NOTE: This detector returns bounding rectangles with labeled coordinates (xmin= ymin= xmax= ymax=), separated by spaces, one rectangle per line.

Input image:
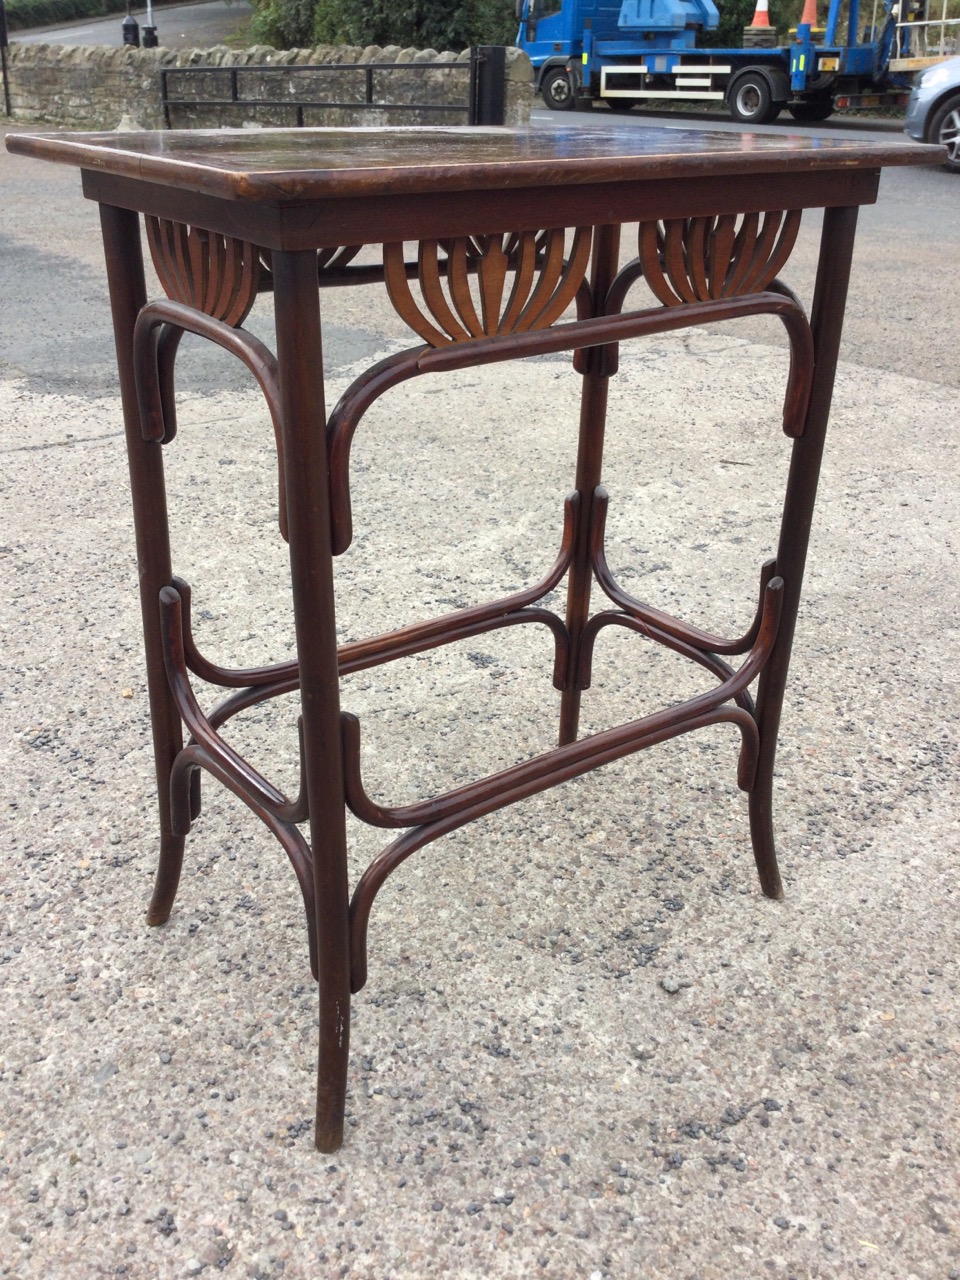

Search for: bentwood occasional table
xmin=6 ymin=124 xmax=939 ymax=1151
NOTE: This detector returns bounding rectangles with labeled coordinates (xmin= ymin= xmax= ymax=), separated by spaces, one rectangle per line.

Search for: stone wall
xmin=4 ymin=41 xmax=533 ymax=131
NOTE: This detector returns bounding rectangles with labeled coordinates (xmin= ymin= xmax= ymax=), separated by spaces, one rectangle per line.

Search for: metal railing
xmin=160 ymin=45 xmax=507 ymax=129
xmin=896 ymin=15 xmax=960 ymax=59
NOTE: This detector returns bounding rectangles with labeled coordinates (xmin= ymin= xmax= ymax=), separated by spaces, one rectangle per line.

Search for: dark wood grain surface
xmin=5 ymin=125 xmax=941 ymax=202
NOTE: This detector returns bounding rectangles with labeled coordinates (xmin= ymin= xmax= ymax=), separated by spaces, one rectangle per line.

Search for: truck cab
xmin=518 ymin=0 xmax=630 ymax=107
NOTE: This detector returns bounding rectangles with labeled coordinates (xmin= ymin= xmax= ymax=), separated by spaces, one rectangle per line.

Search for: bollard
xmin=122 ymin=3 xmax=140 ymax=47
xmin=141 ymin=0 xmax=158 ymax=47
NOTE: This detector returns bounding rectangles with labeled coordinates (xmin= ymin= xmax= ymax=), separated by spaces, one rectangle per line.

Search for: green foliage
xmin=248 ymin=0 xmax=315 ymax=48
xmin=703 ymin=0 xmax=798 ymax=47
xmin=312 ymin=0 xmax=516 ymax=51
xmin=246 ymin=0 xmax=516 ymax=52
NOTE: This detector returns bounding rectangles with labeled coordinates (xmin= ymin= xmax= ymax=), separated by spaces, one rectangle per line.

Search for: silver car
xmin=905 ymin=54 xmax=960 ymax=173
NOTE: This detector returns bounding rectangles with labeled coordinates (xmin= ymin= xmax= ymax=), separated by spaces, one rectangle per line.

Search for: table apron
xmin=82 ymin=167 xmax=881 ymax=250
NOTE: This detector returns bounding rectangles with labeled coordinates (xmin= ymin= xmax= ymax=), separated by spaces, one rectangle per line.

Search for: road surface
xmin=11 ymin=0 xmax=253 ymax=49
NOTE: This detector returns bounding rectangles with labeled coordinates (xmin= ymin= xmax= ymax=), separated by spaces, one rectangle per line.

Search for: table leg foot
xmin=748 ymin=783 xmax=785 ymax=900
xmin=146 ymin=831 xmax=186 ymax=925
xmin=314 ymin=990 xmax=350 ymax=1152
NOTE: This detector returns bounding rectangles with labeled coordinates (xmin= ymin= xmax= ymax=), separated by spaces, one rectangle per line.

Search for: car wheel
xmin=541 ymin=68 xmax=576 ymax=111
xmin=929 ymin=93 xmax=960 ymax=172
xmin=729 ymin=73 xmax=781 ymax=124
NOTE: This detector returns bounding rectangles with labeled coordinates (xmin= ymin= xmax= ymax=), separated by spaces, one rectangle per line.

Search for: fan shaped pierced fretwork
xmin=146 ymin=217 xmax=261 ymax=327
xmin=383 ymin=228 xmax=593 ymax=347
xmin=637 ymin=210 xmax=801 ymax=307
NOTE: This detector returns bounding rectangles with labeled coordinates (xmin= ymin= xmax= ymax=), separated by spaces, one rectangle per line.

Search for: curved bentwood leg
xmin=98 ymin=204 xmax=185 ymax=925
xmin=748 ymin=205 xmax=861 ymax=899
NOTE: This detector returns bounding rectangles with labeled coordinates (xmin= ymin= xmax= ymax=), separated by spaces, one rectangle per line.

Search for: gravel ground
xmin=1 ymin=131 xmax=958 ymax=1279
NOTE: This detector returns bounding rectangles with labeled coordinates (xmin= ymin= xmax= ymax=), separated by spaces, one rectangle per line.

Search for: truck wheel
xmin=728 ymin=73 xmax=781 ymax=125
xmin=606 ymin=98 xmax=639 ymax=112
xmin=928 ymin=93 xmax=960 ymax=172
xmin=541 ymin=68 xmax=576 ymax=112
xmin=788 ymin=99 xmax=833 ymax=122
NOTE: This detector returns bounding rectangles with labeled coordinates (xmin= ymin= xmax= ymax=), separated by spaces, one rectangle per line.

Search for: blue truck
xmin=515 ymin=0 xmax=950 ymax=123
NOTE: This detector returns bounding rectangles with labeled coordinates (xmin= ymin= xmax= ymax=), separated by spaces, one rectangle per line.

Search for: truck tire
xmin=928 ymin=93 xmax=960 ymax=172
xmin=728 ymin=72 xmax=782 ymax=125
xmin=788 ymin=99 xmax=833 ymax=122
xmin=541 ymin=68 xmax=576 ymax=111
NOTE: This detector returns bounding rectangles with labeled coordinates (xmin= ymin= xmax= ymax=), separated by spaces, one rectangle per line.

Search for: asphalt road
xmin=11 ymin=0 xmax=253 ymax=49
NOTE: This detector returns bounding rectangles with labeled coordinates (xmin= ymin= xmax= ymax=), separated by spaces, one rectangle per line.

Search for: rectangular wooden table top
xmin=6 ymin=124 xmax=942 ymax=202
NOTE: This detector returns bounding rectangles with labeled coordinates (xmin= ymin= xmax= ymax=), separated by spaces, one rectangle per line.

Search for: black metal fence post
xmin=0 ymin=0 xmax=11 ymax=118
xmin=160 ymin=69 xmax=171 ymax=127
xmin=469 ymin=45 xmax=507 ymax=126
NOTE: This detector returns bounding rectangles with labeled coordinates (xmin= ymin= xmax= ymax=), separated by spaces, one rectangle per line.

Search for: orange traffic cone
xmin=799 ymin=0 xmax=818 ymax=25
xmin=749 ymin=0 xmax=771 ymax=25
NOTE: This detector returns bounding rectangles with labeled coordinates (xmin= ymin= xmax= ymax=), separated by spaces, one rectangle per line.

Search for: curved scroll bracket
xmin=157 ymin=584 xmax=316 ymax=972
xmin=577 ymin=613 xmax=757 ymax=726
xmin=170 ymin=741 xmax=318 ymax=979
xmin=159 ymin=585 xmax=306 ymax=830
xmin=171 ymin=575 xmax=300 ymax=692
xmin=588 ymin=486 xmax=779 ymax=659
xmin=327 ymin=288 xmax=814 ymax=558
xmin=133 ymin=299 xmax=290 ymax=541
